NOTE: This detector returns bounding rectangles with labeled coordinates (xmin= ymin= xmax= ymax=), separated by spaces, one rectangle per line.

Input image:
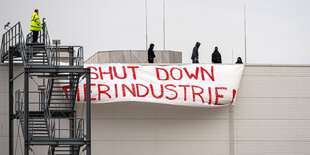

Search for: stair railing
xmin=0 ymin=22 xmax=27 ymax=67
xmin=76 ymin=118 xmax=85 ymax=139
xmin=76 ymin=46 xmax=84 ymax=67
xmin=25 ymin=19 xmax=53 ymax=66
xmin=43 ymin=95 xmax=55 ymax=139
xmin=15 ymin=90 xmax=26 ymax=137
xmin=42 ymin=85 xmax=55 ymax=139
xmin=46 ymin=78 xmax=54 ymax=107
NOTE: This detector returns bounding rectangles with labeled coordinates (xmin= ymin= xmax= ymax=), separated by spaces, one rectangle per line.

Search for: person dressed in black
xmin=148 ymin=43 xmax=155 ymax=63
xmin=191 ymin=42 xmax=200 ymax=63
xmin=211 ymin=46 xmax=222 ymax=63
xmin=236 ymin=57 xmax=243 ymax=64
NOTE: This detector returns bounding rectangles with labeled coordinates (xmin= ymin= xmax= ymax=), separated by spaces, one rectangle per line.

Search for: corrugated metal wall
xmin=76 ymin=65 xmax=310 ymax=155
xmin=235 ymin=66 xmax=310 ymax=155
xmin=1 ymin=65 xmax=310 ymax=155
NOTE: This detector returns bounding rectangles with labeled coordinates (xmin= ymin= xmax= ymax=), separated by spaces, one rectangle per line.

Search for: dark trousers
xmin=148 ymin=58 xmax=154 ymax=63
xmin=192 ymin=59 xmax=199 ymax=63
xmin=32 ymin=31 xmax=39 ymax=43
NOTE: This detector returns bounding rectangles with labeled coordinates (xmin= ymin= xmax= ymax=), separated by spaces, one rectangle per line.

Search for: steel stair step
xmin=29 ymin=119 xmax=45 ymax=121
xmin=50 ymin=98 xmax=71 ymax=100
xmin=29 ymin=123 xmax=47 ymax=126
xmin=54 ymin=82 xmax=71 ymax=84
xmin=52 ymin=94 xmax=75 ymax=96
xmin=29 ymin=129 xmax=49 ymax=132
xmin=49 ymin=107 xmax=73 ymax=109
xmin=27 ymin=58 xmax=48 ymax=61
xmin=27 ymin=61 xmax=48 ymax=63
xmin=53 ymin=86 xmax=74 ymax=88
xmin=52 ymin=90 xmax=71 ymax=92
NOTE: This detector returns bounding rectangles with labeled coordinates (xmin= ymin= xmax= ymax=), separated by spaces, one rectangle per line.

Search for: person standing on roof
xmin=236 ymin=57 xmax=243 ymax=64
xmin=191 ymin=42 xmax=200 ymax=63
xmin=148 ymin=43 xmax=155 ymax=63
xmin=30 ymin=9 xmax=42 ymax=43
xmin=212 ymin=46 xmax=222 ymax=63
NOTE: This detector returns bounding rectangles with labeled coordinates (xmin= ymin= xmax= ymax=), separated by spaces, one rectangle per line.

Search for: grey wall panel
xmin=235 ymin=98 xmax=310 ymax=120
xmin=98 ymin=52 xmax=110 ymax=63
xmin=85 ymin=50 xmax=182 ymax=64
xmin=92 ymin=141 xmax=228 ymax=155
xmin=235 ymin=65 xmax=310 ymax=155
xmin=0 ymin=115 xmax=8 ymax=137
xmin=235 ymin=142 xmax=310 ymax=155
xmin=0 ymin=71 xmax=9 ymax=93
xmin=76 ymin=103 xmax=229 ymax=120
xmin=238 ymin=76 xmax=310 ymax=98
xmin=235 ymin=120 xmax=310 ymax=141
xmin=110 ymin=51 xmax=125 ymax=63
xmin=1 ymin=64 xmax=310 ymax=154
xmin=243 ymin=66 xmax=310 ymax=77
xmin=131 ymin=50 xmax=148 ymax=63
xmin=0 ymin=117 xmax=23 ymax=137
xmin=0 ymin=93 xmax=8 ymax=115
xmin=0 ymin=137 xmax=9 ymax=155
xmin=92 ymin=119 xmax=228 ymax=141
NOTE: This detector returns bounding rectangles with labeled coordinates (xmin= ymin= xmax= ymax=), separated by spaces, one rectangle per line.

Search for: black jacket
xmin=191 ymin=42 xmax=200 ymax=60
xmin=148 ymin=48 xmax=155 ymax=59
xmin=212 ymin=50 xmax=222 ymax=63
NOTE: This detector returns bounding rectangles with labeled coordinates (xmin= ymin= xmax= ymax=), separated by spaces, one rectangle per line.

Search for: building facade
xmin=1 ymin=64 xmax=309 ymax=155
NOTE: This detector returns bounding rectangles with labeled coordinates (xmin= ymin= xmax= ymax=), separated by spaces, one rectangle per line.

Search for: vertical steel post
xmin=24 ymin=68 xmax=29 ymax=155
xmin=69 ymin=46 xmax=75 ymax=154
xmin=70 ymin=112 xmax=76 ymax=154
xmin=86 ymin=69 xmax=91 ymax=154
xmin=9 ymin=49 xmax=14 ymax=155
xmin=69 ymin=47 xmax=74 ymax=66
xmin=43 ymin=21 xmax=46 ymax=44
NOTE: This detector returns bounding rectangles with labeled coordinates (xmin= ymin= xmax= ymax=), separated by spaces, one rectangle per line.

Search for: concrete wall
xmin=1 ymin=64 xmax=310 ymax=155
xmin=85 ymin=50 xmax=182 ymax=64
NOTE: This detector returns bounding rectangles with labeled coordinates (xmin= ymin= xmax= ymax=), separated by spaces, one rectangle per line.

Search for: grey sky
xmin=0 ymin=0 xmax=309 ymax=64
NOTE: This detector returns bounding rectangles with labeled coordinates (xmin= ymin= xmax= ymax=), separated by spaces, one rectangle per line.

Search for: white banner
xmin=68 ymin=64 xmax=244 ymax=107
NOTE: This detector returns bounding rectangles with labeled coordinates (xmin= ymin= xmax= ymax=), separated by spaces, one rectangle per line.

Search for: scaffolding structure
xmin=1 ymin=21 xmax=91 ymax=155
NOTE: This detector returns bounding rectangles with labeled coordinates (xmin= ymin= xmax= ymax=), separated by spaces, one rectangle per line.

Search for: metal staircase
xmin=1 ymin=21 xmax=91 ymax=155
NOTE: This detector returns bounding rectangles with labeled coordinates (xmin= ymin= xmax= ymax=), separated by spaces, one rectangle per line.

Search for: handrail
xmin=0 ymin=22 xmax=27 ymax=67
xmin=76 ymin=118 xmax=85 ymax=139
xmin=25 ymin=21 xmax=51 ymax=46
xmin=76 ymin=46 xmax=84 ymax=66
xmin=15 ymin=90 xmax=25 ymax=137
xmin=49 ymin=46 xmax=84 ymax=67
xmin=43 ymin=91 xmax=55 ymax=138
xmin=25 ymin=20 xmax=52 ymax=66
xmin=15 ymin=90 xmax=56 ymax=138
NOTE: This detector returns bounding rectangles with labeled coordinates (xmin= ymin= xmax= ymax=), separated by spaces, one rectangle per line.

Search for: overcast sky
xmin=0 ymin=0 xmax=309 ymax=64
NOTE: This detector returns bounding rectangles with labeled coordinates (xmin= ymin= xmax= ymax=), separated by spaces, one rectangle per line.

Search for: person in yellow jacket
xmin=30 ymin=9 xmax=42 ymax=43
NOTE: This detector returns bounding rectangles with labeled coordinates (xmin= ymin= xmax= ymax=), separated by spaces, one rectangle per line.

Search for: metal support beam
xmin=86 ymin=68 xmax=91 ymax=154
xmin=42 ymin=21 xmax=46 ymax=44
xmin=69 ymin=46 xmax=74 ymax=66
xmin=9 ymin=49 xmax=14 ymax=155
xmin=69 ymin=46 xmax=75 ymax=154
xmin=29 ymin=67 xmax=87 ymax=74
xmin=24 ymin=68 xmax=29 ymax=155
xmin=70 ymin=112 xmax=76 ymax=154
